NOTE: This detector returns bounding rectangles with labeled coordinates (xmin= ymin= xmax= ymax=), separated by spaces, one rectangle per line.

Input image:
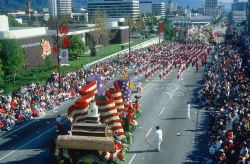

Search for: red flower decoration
xmin=62 ymin=37 xmax=71 ymax=48
xmin=117 ymin=151 xmax=124 ymax=160
xmin=53 ymin=44 xmax=58 ymax=54
xmin=59 ymin=24 xmax=69 ymax=35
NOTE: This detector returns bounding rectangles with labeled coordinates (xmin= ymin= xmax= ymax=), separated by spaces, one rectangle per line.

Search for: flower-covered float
xmin=52 ymin=73 xmax=142 ymax=163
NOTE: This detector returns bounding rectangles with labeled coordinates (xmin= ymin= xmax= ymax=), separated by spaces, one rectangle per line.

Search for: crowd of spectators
xmin=0 ymin=42 xmax=207 ymax=132
xmin=200 ymin=33 xmax=250 ymax=163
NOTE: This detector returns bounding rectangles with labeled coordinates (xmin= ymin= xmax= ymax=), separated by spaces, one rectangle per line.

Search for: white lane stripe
xmin=145 ymin=126 xmax=153 ymax=138
xmin=0 ymin=126 xmax=54 ymax=161
xmin=170 ymin=86 xmax=179 ymax=99
xmin=158 ymin=107 xmax=166 ymax=116
xmin=128 ymin=154 xmax=137 ymax=164
xmin=0 ymin=120 xmax=36 ymax=139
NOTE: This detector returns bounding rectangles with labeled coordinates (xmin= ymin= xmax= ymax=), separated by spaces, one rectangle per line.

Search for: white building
xmin=57 ymin=0 xmax=72 ymax=17
xmin=232 ymin=11 xmax=247 ymax=26
xmin=0 ymin=15 xmax=47 ymax=39
xmin=88 ymin=0 xmax=139 ymax=21
xmin=49 ymin=0 xmax=72 ymax=18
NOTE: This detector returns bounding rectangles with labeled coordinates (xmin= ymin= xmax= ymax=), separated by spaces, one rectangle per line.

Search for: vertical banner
xmin=159 ymin=22 xmax=165 ymax=33
xmin=59 ymin=49 xmax=69 ymax=65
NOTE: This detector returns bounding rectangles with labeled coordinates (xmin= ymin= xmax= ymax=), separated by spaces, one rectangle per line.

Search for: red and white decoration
xmin=96 ymin=91 xmax=125 ymax=139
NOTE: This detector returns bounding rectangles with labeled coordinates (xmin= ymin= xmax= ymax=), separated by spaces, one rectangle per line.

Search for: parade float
xmin=52 ymin=70 xmax=141 ymax=164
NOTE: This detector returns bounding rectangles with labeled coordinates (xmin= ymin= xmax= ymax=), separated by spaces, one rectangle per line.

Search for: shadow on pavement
xmin=128 ymin=149 xmax=156 ymax=154
xmin=183 ymin=66 xmax=210 ymax=163
xmin=161 ymin=117 xmax=187 ymax=120
xmin=0 ymin=117 xmax=57 ymax=164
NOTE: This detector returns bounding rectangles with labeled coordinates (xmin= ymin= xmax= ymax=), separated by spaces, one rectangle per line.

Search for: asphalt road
xmin=123 ymin=64 xmax=211 ymax=164
xmin=0 ymin=48 xmax=212 ymax=164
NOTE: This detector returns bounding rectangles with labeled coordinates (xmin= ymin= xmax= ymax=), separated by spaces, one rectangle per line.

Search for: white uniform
xmin=186 ymin=104 xmax=190 ymax=119
xmin=155 ymin=129 xmax=163 ymax=151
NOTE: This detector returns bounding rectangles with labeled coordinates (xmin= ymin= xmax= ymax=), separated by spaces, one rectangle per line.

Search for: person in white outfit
xmin=155 ymin=126 xmax=163 ymax=152
xmin=187 ymin=103 xmax=191 ymax=119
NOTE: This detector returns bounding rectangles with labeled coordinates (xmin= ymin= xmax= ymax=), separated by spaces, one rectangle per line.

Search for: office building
xmin=139 ymin=0 xmax=165 ymax=18
xmin=49 ymin=0 xmax=57 ymax=18
xmin=88 ymin=0 xmax=139 ymax=21
xmin=152 ymin=1 xmax=166 ymax=18
xmin=139 ymin=1 xmax=152 ymax=15
xmin=49 ymin=0 xmax=72 ymax=18
xmin=248 ymin=0 xmax=250 ymax=33
xmin=205 ymin=0 xmax=221 ymax=16
xmin=232 ymin=1 xmax=248 ymax=11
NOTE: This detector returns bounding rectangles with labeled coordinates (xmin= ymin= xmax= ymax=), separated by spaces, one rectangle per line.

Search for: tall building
xmin=139 ymin=0 xmax=165 ymax=18
xmin=139 ymin=1 xmax=152 ymax=15
xmin=152 ymin=1 xmax=165 ymax=18
xmin=88 ymin=0 xmax=139 ymax=21
xmin=248 ymin=0 xmax=250 ymax=34
xmin=49 ymin=0 xmax=72 ymax=18
xmin=205 ymin=0 xmax=218 ymax=8
xmin=205 ymin=0 xmax=221 ymax=16
xmin=57 ymin=0 xmax=72 ymax=17
xmin=49 ymin=0 xmax=57 ymax=18
xmin=232 ymin=1 xmax=248 ymax=11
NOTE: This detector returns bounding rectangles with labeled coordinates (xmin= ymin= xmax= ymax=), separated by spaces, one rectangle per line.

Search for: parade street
xmin=0 ymin=51 xmax=210 ymax=163
xmin=124 ymin=64 xmax=209 ymax=164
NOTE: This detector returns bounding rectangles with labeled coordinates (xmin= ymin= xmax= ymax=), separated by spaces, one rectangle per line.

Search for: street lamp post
xmin=56 ymin=22 xmax=61 ymax=88
xmin=128 ymin=19 xmax=131 ymax=56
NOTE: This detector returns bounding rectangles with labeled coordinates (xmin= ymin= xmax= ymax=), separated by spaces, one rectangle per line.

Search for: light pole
xmin=55 ymin=22 xmax=61 ymax=88
xmin=128 ymin=19 xmax=131 ymax=56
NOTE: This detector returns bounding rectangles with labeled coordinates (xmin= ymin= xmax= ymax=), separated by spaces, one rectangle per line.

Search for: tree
xmin=68 ymin=35 xmax=86 ymax=59
xmin=92 ymin=10 xmax=109 ymax=47
xmin=8 ymin=16 xmax=22 ymax=27
xmin=0 ymin=39 xmax=25 ymax=81
xmin=137 ymin=15 xmax=146 ymax=34
xmin=164 ymin=18 xmax=175 ymax=41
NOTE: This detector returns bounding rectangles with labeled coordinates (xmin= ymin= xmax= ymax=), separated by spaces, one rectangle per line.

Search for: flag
xmin=116 ymin=78 xmax=131 ymax=102
xmin=86 ymin=75 xmax=104 ymax=96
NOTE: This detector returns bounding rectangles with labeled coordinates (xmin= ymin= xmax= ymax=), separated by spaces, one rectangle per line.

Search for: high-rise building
xmin=232 ymin=1 xmax=248 ymax=11
xmin=57 ymin=0 xmax=72 ymax=17
xmin=49 ymin=0 xmax=57 ymax=18
xmin=139 ymin=0 xmax=165 ymax=18
xmin=205 ymin=0 xmax=218 ymax=8
xmin=49 ymin=0 xmax=72 ymax=18
xmin=139 ymin=1 xmax=152 ymax=15
xmin=248 ymin=0 xmax=250 ymax=34
xmin=88 ymin=0 xmax=139 ymax=21
xmin=152 ymin=1 xmax=165 ymax=18
xmin=205 ymin=0 xmax=221 ymax=16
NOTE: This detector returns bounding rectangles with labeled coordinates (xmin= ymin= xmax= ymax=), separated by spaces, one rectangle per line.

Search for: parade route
xmin=0 ymin=62 xmax=210 ymax=164
xmin=0 ymin=41 xmax=211 ymax=163
xmin=123 ymin=63 xmax=210 ymax=164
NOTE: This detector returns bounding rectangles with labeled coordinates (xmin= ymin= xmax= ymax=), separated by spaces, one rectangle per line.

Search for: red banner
xmin=159 ymin=22 xmax=164 ymax=33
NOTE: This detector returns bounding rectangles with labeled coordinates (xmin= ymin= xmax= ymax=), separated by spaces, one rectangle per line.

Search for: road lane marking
xmin=170 ymin=86 xmax=179 ymax=99
xmin=0 ymin=120 xmax=36 ymax=139
xmin=0 ymin=127 xmax=54 ymax=161
xmin=145 ymin=126 xmax=153 ymax=138
xmin=128 ymin=154 xmax=137 ymax=164
xmin=158 ymin=107 xmax=166 ymax=116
